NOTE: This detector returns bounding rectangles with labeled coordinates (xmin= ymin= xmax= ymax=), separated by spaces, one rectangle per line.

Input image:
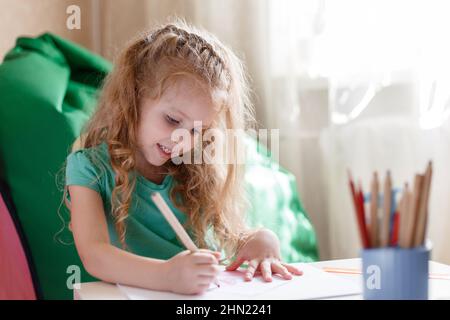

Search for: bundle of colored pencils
xmin=348 ymin=161 xmax=432 ymax=249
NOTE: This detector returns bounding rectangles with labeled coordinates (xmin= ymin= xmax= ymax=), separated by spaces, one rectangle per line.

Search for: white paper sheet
xmin=117 ymin=263 xmax=362 ymax=300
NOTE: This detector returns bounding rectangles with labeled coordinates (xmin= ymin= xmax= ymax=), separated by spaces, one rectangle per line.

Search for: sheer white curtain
xmin=94 ymin=0 xmax=450 ymax=262
xmin=316 ymin=0 xmax=450 ymax=263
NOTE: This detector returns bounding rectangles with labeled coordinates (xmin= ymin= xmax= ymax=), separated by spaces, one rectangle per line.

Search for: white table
xmin=73 ymin=258 xmax=450 ymax=300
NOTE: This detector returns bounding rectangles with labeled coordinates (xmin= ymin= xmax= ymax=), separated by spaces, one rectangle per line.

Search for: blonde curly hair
xmin=65 ymin=20 xmax=255 ymax=257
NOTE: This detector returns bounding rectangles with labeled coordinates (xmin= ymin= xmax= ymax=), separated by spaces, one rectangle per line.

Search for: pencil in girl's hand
xmin=150 ymin=192 xmax=220 ymax=288
xmin=151 ymin=192 xmax=197 ymax=250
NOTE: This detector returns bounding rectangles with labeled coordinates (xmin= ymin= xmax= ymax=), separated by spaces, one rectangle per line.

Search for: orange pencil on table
xmin=322 ymin=267 xmax=450 ymax=280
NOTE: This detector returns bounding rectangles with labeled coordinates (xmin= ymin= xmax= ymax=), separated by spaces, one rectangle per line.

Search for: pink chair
xmin=0 ymin=193 xmax=36 ymax=299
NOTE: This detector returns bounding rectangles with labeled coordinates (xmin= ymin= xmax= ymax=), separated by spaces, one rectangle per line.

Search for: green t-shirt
xmin=65 ymin=142 xmax=200 ymax=260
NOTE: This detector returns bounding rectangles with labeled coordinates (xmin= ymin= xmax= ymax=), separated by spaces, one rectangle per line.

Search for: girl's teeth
xmin=159 ymin=144 xmax=171 ymax=154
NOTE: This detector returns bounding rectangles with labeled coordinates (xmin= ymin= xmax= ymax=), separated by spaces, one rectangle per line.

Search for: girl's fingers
xmin=178 ymin=250 xmax=192 ymax=257
xmin=197 ymin=264 xmax=220 ymax=277
xmin=196 ymin=284 xmax=210 ymax=293
xmin=197 ymin=249 xmax=222 ymax=260
xmin=197 ymin=275 xmax=216 ymax=286
xmin=244 ymin=259 xmax=259 ymax=282
xmin=212 ymin=251 xmax=222 ymax=259
xmin=271 ymin=261 xmax=293 ymax=280
xmin=282 ymin=263 xmax=303 ymax=276
xmin=225 ymin=256 xmax=245 ymax=271
xmin=261 ymin=260 xmax=273 ymax=282
xmin=192 ymin=252 xmax=219 ymax=265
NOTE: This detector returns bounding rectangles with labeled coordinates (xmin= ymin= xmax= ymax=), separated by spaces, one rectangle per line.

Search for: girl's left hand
xmin=225 ymin=229 xmax=303 ymax=282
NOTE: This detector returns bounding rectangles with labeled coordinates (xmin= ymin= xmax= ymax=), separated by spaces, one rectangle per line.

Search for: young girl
xmin=65 ymin=21 xmax=302 ymax=295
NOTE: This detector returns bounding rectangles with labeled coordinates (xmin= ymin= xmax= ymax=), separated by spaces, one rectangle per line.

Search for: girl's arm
xmin=68 ymin=185 xmax=169 ymax=291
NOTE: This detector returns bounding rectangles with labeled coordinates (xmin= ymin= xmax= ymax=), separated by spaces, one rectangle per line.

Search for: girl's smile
xmin=156 ymin=142 xmax=172 ymax=158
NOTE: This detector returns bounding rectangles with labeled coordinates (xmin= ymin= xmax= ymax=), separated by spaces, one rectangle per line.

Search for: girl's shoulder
xmin=65 ymin=142 xmax=112 ymax=192
xmin=67 ymin=142 xmax=110 ymax=170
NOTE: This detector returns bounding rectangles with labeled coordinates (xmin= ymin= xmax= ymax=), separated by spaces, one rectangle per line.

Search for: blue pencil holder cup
xmin=361 ymin=244 xmax=431 ymax=300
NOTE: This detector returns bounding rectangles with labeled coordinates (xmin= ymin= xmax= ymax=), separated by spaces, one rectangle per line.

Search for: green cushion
xmin=0 ymin=33 xmax=111 ymax=299
xmin=0 ymin=33 xmax=317 ymax=299
xmin=244 ymin=136 xmax=318 ymax=262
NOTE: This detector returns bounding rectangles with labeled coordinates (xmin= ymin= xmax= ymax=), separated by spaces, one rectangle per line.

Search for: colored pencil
xmin=322 ymin=267 xmax=450 ymax=280
xmin=357 ymin=182 xmax=371 ymax=248
xmin=369 ymin=172 xmax=379 ymax=247
xmin=390 ymin=211 xmax=399 ymax=246
xmin=348 ymin=171 xmax=369 ymax=248
xmin=414 ymin=162 xmax=433 ymax=247
xmin=380 ymin=171 xmax=392 ymax=247
xmin=151 ymin=192 xmax=220 ymax=287
xmin=349 ymin=161 xmax=433 ymax=250
xmin=405 ymin=174 xmax=424 ymax=248
xmin=398 ymin=183 xmax=410 ymax=248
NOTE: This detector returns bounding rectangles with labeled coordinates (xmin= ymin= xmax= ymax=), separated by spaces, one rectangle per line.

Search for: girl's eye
xmin=166 ymin=115 xmax=180 ymax=125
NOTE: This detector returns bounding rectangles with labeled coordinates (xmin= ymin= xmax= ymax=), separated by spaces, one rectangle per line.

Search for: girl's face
xmin=136 ymin=76 xmax=218 ymax=168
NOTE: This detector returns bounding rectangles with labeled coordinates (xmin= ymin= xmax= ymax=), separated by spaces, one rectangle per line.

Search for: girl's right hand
xmin=164 ymin=249 xmax=222 ymax=295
